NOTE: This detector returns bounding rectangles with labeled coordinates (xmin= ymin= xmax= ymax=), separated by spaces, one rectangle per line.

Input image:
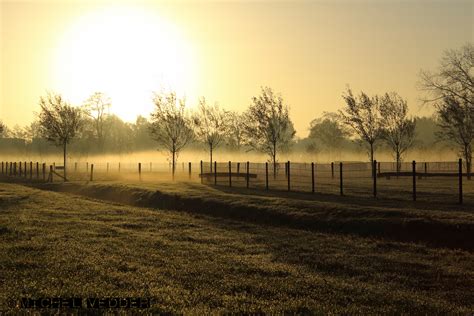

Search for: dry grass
xmin=0 ymin=182 xmax=473 ymax=314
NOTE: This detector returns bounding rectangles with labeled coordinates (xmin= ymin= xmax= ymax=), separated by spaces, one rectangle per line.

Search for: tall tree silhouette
xmin=379 ymin=92 xmax=416 ymax=173
xmin=243 ymin=87 xmax=295 ymax=177
xmin=38 ymin=93 xmax=83 ymax=181
xmin=420 ymin=43 xmax=474 ymax=177
xmin=192 ymin=97 xmax=229 ymax=172
xmin=340 ymin=88 xmax=383 ymax=176
xmin=149 ymin=91 xmax=194 ymax=178
xmin=437 ymin=95 xmax=473 ymax=178
xmin=83 ymin=92 xmax=111 ymax=151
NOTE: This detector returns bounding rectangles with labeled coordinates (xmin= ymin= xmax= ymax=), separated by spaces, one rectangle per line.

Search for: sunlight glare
xmin=52 ymin=5 xmax=197 ymax=121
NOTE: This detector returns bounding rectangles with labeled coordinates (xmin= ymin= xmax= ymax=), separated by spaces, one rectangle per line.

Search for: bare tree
xmin=149 ymin=91 xmax=194 ymax=178
xmin=243 ymin=87 xmax=295 ymax=176
xmin=83 ymin=92 xmax=111 ymax=150
xmin=420 ymin=43 xmax=473 ymax=105
xmin=38 ymin=93 xmax=83 ymax=181
xmin=379 ymin=92 xmax=416 ymax=173
xmin=340 ymin=88 xmax=383 ymax=176
xmin=420 ymin=43 xmax=474 ymax=177
xmin=192 ymin=97 xmax=229 ymax=172
xmin=437 ymin=94 xmax=473 ymax=178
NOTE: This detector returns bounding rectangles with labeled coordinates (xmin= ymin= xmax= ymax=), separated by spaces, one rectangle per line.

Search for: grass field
xmin=1 ymin=180 xmax=473 ymax=314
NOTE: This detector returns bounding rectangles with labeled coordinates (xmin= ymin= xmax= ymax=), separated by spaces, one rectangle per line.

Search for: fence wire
xmin=1 ymin=160 xmax=472 ymax=205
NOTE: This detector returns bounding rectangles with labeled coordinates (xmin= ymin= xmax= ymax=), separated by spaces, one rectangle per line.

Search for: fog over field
xmin=1 ymin=0 xmax=473 ymax=314
xmin=0 ymin=148 xmax=461 ymax=166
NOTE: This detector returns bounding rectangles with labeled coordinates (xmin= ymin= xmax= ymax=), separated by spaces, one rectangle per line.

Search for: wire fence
xmin=1 ymin=159 xmax=472 ymax=205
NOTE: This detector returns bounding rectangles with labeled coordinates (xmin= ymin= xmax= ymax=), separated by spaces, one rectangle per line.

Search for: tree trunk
xmin=63 ymin=142 xmax=67 ymax=182
xmin=465 ymin=143 xmax=472 ymax=180
xmin=370 ymin=142 xmax=375 ymax=178
xmin=272 ymin=142 xmax=277 ymax=179
xmin=210 ymin=144 xmax=213 ymax=173
xmin=172 ymin=149 xmax=176 ymax=181
xmin=396 ymin=148 xmax=401 ymax=175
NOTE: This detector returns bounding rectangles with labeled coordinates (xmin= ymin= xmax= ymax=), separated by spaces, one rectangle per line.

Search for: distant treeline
xmin=0 ymin=42 xmax=471 ymax=174
xmin=0 ymin=113 xmax=453 ymax=158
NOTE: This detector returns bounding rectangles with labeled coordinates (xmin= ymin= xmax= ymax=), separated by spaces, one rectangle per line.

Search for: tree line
xmin=0 ymin=43 xmax=472 ymax=177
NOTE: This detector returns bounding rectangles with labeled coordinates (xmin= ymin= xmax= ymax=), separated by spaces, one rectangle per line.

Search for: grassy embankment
xmin=0 ymin=181 xmax=473 ymax=313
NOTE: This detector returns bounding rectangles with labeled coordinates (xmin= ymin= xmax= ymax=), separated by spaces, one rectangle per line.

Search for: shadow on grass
xmin=13 ymin=179 xmax=472 ymax=252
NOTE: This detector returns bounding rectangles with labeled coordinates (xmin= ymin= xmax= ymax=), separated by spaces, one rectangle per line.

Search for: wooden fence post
xmin=412 ymin=160 xmax=416 ymax=201
xmin=237 ymin=162 xmax=240 ymax=174
xmin=36 ymin=162 xmax=39 ymax=179
xmin=90 ymin=164 xmax=94 ymax=181
xmin=246 ymin=161 xmax=250 ymax=188
xmin=50 ymin=165 xmax=53 ymax=183
xmin=339 ymin=162 xmax=343 ymax=196
xmin=228 ymin=161 xmax=232 ymax=187
xmin=86 ymin=162 xmax=89 ymax=172
xmin=311 ymin=162 xmax=315 ymax=193
xmin=214 ymin=161 xmax=217 ymax=185
xmin=287 ymin=161 xmax=291 ymax=191
xmin=331 ymin=162 xmax=334 ymax=179
xmin=75 ymin=162 xmax=77 ymax=172
xmin=1 ymin=161 xmax=3 ymax=174
xmin=19 ymin=161 xmax=22 ymax=176
xmin=265 ymin=162 xmax=269 ymax=190
xmin=138 ymin=163 xmax=142 ymax=181
xmin=30 ymin=162 xmax=33 ymax=179
xmin=188 ymin=162 xmax=192 ymax=180
xmin=24 ymin=162 xmax=27 ymax=178
xmin=373 ymin=160 xmax=377 ymax=198
xmin=200 ymin=160 xmax=203 ymax=184
xmin=459 ymin=158 xmax=463 ymax=204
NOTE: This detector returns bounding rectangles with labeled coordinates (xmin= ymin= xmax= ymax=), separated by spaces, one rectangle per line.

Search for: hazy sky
xmin=1 ymin=0 xmax=473 ymax=137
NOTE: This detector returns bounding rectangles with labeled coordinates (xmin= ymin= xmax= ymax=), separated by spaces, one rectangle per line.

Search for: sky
xmin=1 ymin=0 xmax=473 ymax=137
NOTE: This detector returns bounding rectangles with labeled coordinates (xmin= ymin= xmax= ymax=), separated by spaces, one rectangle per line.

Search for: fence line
xmin=0 ymin=159 xmax=471 ymax=205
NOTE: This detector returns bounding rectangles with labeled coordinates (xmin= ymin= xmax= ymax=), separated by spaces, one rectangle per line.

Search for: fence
xmin=0 ymin=159 xmax=472 ymax=205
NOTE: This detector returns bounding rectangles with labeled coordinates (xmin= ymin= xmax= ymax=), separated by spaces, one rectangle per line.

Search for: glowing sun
xmin=52 ymin=5 xmax=197 ymax=121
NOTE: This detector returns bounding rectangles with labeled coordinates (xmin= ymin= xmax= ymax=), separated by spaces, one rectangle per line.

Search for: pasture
xmin=0 ymin=179 xmax=473 ymax=313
